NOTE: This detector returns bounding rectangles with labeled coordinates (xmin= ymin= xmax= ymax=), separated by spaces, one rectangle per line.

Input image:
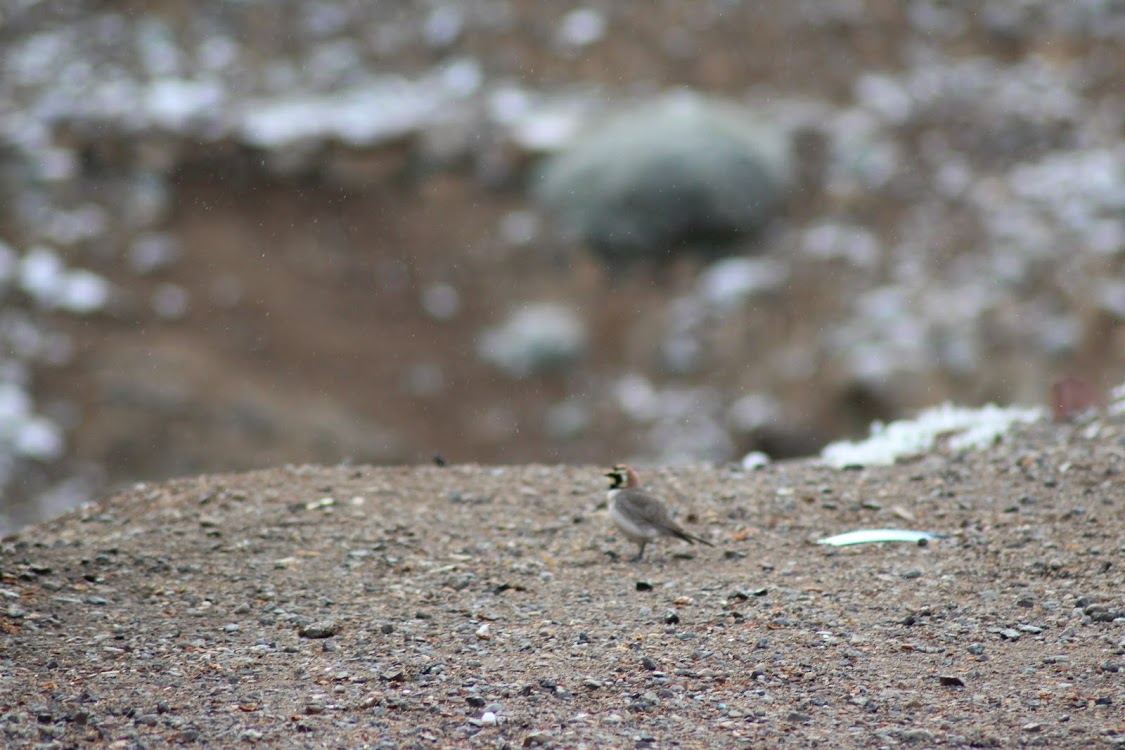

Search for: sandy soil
xmin=2 ymin=414 xmax=1122 ymax=748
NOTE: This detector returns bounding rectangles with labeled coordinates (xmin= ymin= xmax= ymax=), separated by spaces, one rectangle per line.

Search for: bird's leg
xmin=631 ymin=541 xmax=646 ymax=562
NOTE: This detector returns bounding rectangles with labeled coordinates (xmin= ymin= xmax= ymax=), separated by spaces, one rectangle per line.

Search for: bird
xmin=604 ymin=464 xmax=713 ymax=561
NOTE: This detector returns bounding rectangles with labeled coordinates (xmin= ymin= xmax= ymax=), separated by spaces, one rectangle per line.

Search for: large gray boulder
xmin=535 ymin=92 xmax=790 ymax=270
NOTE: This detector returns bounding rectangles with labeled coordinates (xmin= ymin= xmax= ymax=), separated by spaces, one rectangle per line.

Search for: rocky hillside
xmin=1 ymin=1 xmax=1124 ymax=530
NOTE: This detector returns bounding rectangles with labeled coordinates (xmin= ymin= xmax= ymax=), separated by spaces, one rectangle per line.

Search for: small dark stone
xmin=381 ymin=667 xmax=406 ymax=682
xmin=381 ymin=623 xmax=394 ymax=634
xmin=465 ymin=696 xmax=486 ymax=707
xmin=635 ymin=581 xmax=654 ymax=592
xmin=662 ymin=610 xmax=680 ymax=625
xmin=433 ymin=454 xmax=447 ymax=467
xmin=641 ymin=656 xmax=658 ymax=671
xmin=939 ymin=675 xmax=965 ymax=687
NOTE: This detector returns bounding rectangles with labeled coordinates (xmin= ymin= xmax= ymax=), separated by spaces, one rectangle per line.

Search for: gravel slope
xmin=1 ymin=416 xmax=1123 ymax=748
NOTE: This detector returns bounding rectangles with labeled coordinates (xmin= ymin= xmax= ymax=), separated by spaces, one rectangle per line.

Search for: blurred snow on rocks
xmin=699 ymin=258 xmax=789 ymax=311
xmin=728 ymin=393 xmax=784 ymax=434
xmin=2 ymin=0 xmax=1125 ymax=527
xmin=612 ymin=374 xmax=741 ymax=463
xmin=421 ymin=283 xmax=461 ymax=321
xmin=557 ymin=9 xmax=607 ymax=49
xmin=545 ymin=399 xmax=592 ymax=441
xmin=477 ymin=303 xmax=587 ymax=378
xmin=129 ymin=233 xmax=182 ymax=275
xmin=821 ymin=403 xmax=1044 ymax=468
xmin=17 ymin=246 xmax=109 ymax=314
xmin=800 ymin=222 xmax=881 ymax=268
xmin=151 ymin=283 xmax=190 ymax=320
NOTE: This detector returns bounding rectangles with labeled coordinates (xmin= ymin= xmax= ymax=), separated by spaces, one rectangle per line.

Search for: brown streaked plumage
xmin=604 ymin=464 xmax=713 ymax=561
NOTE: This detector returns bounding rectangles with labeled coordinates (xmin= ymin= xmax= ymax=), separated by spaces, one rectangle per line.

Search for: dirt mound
xmin=2 ymin=413 xmax=1122 ymax=747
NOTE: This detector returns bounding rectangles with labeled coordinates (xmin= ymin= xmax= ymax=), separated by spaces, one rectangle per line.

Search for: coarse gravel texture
xmin=2 ymin=413 xmax=1124 ymax=748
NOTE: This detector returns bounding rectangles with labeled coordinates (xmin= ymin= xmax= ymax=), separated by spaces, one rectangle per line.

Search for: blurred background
xmin=1 ymin=1 xmax=1123 ymax=532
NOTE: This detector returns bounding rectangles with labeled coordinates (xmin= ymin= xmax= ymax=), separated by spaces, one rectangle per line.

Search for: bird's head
xmin=605 ymin=464 xmax=639 ymax=489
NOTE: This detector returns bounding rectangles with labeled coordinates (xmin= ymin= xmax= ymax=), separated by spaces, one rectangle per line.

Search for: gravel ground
xmin=2 ymin=415 xmax=1123 ymax=749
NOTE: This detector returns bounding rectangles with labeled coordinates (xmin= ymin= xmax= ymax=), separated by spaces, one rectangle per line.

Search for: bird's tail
xmin=674 ymin=529 xmax=715 ymax=547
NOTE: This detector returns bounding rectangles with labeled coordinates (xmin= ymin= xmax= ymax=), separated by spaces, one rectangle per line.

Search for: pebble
xmin=902 ymin=729 xmax=935 ymax=743
xmin=298 ymin=620 xmax=341 ymax=639
xmin=523 ymin=730 xmax=553 ymax=746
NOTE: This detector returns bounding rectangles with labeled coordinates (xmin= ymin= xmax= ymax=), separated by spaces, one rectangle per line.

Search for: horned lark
xmin=604 ymin=464 xmax=713 ymax=561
